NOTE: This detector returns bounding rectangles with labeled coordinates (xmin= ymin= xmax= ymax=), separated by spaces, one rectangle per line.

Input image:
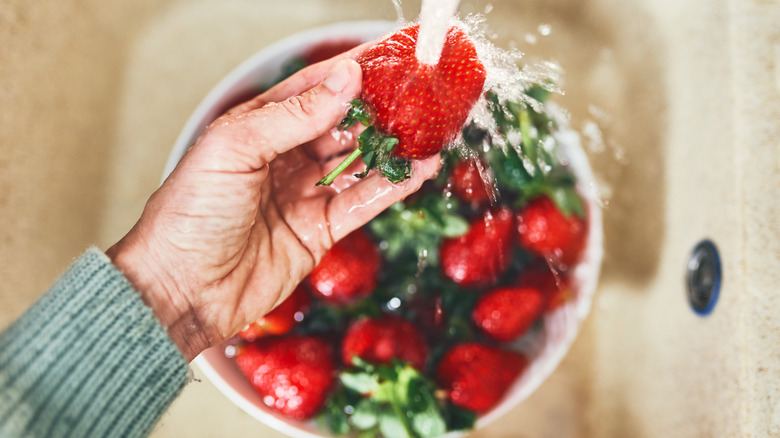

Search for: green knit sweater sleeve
xmin=0 ymin=248 xmax=190 ymax=438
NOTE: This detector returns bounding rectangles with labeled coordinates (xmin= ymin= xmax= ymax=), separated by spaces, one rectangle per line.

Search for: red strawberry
xmin=516 ymin=196 xmax=588 ymax=266
xmin=234 ymin=335 xmax=335 ymax=420
xmin=317 ymin=24 xmax=486 ymax=185
xmin=449 ymin=158 xmax=492 ymax=204
xmin=341 ymin=315 xmax=429 ymax=370
xmin=516 ymin=265 xmax=572 ymax=312
xmin=440 ymin=207 xmax=514 ymax=288
xmin=238 ymin=286 xmax=310 ymax=341
xmin=306 ymin=229 xmax=381 ymax=304
xmin=435 ymin=343 xmax=526 ymax=413
xmin=472 ymin=286 xmax=544 ymax=342
xmin=359 ymin=25 xmax=486 ymax=159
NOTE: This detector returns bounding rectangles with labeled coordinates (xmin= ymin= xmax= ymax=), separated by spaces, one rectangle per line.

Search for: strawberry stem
xmin=315 ymin=99 xmax=410 ymax=186
xmin=316 ymin=148 xmax=363 ymax=186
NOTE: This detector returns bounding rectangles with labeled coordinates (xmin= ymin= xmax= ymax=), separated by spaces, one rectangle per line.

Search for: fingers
xmin=226 ymin=42 xmax=373 ymax=116
xmin=195 ymin=59 xmax=362 ymax=173
xmin=301 ymin=124 xmax=364 ymax=163
xmin=326 ymin=154 xmax=443 ymax=242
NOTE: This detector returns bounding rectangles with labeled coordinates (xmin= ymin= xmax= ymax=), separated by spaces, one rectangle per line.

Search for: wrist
xmin=106 ymin=234 xmax=208 ymax=361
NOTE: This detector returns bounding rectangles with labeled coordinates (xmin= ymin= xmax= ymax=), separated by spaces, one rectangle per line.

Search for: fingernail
xmin=323 ymin=60 xmax=352 ymax=93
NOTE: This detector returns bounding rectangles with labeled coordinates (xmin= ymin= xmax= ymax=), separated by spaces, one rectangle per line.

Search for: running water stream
xmin=415 ymin=0 xmax=461 ymax=65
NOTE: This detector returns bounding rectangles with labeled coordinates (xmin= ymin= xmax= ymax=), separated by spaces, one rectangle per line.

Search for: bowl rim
xmin=163 ymin=20 xmax=399 ymax=182
xmin=164 ymin=19 xmax=604 ymax=438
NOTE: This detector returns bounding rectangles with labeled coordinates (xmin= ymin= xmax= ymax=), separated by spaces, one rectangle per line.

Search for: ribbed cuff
xmin=0 ymin=248 xmax=189 ymax=438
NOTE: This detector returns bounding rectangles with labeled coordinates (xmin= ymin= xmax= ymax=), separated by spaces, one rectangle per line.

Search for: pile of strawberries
xmin=231 ymin=24 xmax=589 ymax=438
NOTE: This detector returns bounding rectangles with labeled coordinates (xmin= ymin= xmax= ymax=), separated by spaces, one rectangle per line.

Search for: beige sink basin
xmin=1 ymin=0 xmax=777 ymax=437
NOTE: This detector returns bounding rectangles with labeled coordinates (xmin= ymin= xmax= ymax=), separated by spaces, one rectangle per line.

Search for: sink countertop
xmin=1 ymin=0 xmax=778 ymax=437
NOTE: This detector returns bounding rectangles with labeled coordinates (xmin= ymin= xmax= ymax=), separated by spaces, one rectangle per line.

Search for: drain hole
xmin=686 ymin=239 xmax=722 ymax=316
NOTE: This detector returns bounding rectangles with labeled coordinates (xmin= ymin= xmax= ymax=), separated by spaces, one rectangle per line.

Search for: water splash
xmin=438 ymin=13 xmax=564 ymax=164
xmin=415 ymin=0 xmax=461 ymax=65
xmin=391 ymin=0 xmax=405 ymax=24
xmin=582 ymin=120 xmax=605 ymax=154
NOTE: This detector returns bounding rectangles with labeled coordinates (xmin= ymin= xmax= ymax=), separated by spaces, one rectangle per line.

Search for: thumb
xmin=195 ymin=59 xmax=362 ymax=172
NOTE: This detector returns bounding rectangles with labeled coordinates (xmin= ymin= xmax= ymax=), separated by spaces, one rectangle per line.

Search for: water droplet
xmin=392 ymin=0 xmax=405 ymax=23
xmin=582 ymin=120 xmax=605 ymax=153
xmin=388 ymin=297 xmax=402 ymax=310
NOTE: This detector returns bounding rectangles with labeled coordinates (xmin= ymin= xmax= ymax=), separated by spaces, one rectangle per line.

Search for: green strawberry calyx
xmin=316 ymin=99 xmax=412 ymax=186
xmin=318 ymin=357 xmax=476 ymax=438
xmin=369 ymin=192 xmax=468 ymax=266
xmin=469 ymin=89 xmax=586 ymax=218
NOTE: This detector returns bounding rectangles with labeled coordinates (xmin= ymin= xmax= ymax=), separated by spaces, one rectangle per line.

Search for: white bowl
xmin=164 ymin=20 xmax=603 ymax=438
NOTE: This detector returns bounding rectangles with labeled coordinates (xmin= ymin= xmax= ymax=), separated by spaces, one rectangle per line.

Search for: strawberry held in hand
xmin=317 ymin=24 xmax=486 ymax=185
xmin=360 ymin=24 xmax=486 ymax=158
xmin=234 ymin=336 xmax=335 ymax=420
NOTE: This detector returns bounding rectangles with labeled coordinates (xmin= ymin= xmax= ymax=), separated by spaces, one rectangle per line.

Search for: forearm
xmin=0 ymin=248 xmax=189 ymax=438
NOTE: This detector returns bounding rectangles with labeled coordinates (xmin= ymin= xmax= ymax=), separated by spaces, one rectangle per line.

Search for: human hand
xmin=107 ymin=54 xmax=441 ymax=361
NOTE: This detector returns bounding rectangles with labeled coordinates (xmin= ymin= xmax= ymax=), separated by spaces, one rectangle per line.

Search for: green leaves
xmin=369 ymin=193 xmax=468 ymax=266
xmin=437 ymin=284 xmax=480 ymax=343
xmin=341 ymin=98 xmax=373 ymax=128
xmin=322 ymin=358 xmax=450 ymax=438
xmin=318 ymin=99 xmax=411 ymax=186
xmin=317 ymin=389 xmax=354 ymax=435
xmin=341 ymin=364 xmax=380 ymax=394
xmin=356 ymin=126 xmax=410 ymax=183
xmin=443 ymin=403 xmax=478 ymax=431
xmin=379 ymin=411 xmax=413 ymax=438
xmin=351 ymin=399 xmax=380 ymax=430
xmin=469 ymin=90 xmax=586 ymax=218
xmin=407 ymin=379 xmax=447 ymax=437
xmin=544 ymin=181 xmax=585 ymax=218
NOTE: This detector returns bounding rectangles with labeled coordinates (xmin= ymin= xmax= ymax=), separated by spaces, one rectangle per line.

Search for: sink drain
xmin=686 ymin=239 xmax=722 ymax=316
